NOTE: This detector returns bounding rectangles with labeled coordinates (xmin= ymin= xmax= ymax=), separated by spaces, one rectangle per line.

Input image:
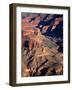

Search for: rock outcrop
xmin=22 ymin=36 xmax=63 ymax=77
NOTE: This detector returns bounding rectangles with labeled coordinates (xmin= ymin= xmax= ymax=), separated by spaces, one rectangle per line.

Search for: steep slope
xmin=22 ymin=36 xmax=63 ymax=77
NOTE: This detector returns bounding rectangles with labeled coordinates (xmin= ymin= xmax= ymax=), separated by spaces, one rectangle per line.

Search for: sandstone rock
xmin=22 ymin=36 xmax=63 ymax=76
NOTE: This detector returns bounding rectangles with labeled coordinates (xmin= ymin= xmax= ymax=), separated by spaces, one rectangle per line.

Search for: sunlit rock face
xmin=21 ymin=13 xmax=63 ymax=77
